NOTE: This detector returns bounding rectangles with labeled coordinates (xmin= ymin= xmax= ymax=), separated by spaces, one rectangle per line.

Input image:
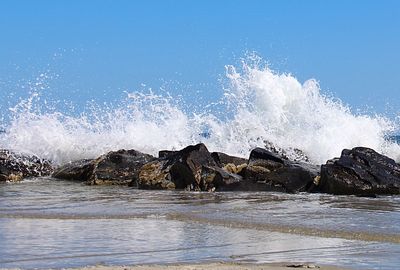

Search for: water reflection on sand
xmin=0 ymin=178 xmax=399 ymax=269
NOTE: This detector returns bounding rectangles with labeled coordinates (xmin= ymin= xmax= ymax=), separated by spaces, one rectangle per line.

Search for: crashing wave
xmin=0 ymin=56 xmax=398 ymax=165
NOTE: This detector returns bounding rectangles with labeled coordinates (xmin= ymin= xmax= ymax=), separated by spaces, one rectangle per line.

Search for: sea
xmin=1 ymin=59 xmax=400 ymax=269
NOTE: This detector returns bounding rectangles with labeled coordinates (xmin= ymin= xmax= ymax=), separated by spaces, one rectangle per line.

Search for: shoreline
xmin=62 ymin=262 xmax=352 ymax=270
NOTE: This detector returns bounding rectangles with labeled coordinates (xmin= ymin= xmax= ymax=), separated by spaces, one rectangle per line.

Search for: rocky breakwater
xmin=318 ymin=147 xmax=400 ymax=196
xmin=138 ymin=143 xmax=243 ymax=191
xmin=53 ymin=149 xmax=155 ymax=185
xmin=0 ymin=149 xmax=53 ymax=182
xmin=238 ymin=148 xmax=320 ymax=193
xmin=8 ymin=142 xmax=400 ymax=197
xmin=52 ymin=143 xmax=254 ymax=191
xmin=136 ymin=144 xmax=320 ymax=193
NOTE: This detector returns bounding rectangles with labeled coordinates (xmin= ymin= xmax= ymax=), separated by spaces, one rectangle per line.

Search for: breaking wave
xmin=0 ymin=57 xmax=399 ymax=165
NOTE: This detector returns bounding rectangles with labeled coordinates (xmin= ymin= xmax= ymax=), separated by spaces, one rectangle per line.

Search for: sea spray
xmin=0 ymin=57 xmax=399 ymax=165
xmin=221 ymin=59 xmax=400 ymax=164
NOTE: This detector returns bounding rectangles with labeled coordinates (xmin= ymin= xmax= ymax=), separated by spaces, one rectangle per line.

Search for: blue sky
xmin=1 ymin=0 xmax=399 ymax=118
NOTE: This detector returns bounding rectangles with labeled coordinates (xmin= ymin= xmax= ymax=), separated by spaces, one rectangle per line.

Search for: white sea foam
xmin=0 ymin=57 xmax=399 ymax=165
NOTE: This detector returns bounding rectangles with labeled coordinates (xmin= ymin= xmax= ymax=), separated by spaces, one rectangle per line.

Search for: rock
xmin=158 ymin=150 xmax=177 ymax=159
xmin=211 ymin=152 xmax=248 ymax=176
xmin=138 ymin=143 xmax=241 ymax=191
xmin=0 ymin=171 xmax=23 ymax=182
xmin=140 ymin=144 xmax=319 ymax=192
xmin=167 ymin=143 xmax=218 ymax=190
xmin=0 ymin=149 xmax=53 ymax=182
xmin=286 ymin=264 xmax=320 ymax=269
xmin=202 ymin=165 xmax=243 ymax=191
xmin=222 ymin=163 xmax=247 ymax=175
xmin=141 ymin=145 xmax=319 ymax=193
xmin=318 ymin=147 xmax=400 ymax=195
xmin=137 ymin=160 xmax=176 ymax=189
xmin=92 ymin=149 xmax=155 ymax=186
xmin=250 ymin=147 xmax=286 ymax=165
xmin=211 ymin=152 xmax=247 ymax=167
xmin=52 ymin=159 xmax=94 ymax=182
xmin=53 ymin=149 xmax=155 ymax=185
xmin=139 ymin=143 xmax=215 ymax=191
xmin=242 ymin=148 xmax=319 ymax=193
xmin=264 ymin=141 xmax=310 ymax=162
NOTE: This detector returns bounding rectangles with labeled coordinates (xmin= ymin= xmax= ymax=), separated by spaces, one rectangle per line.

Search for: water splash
xmin=220 ymin=58 xmax=400 ymax=164
xmin=0 ymin=57 xmax=399 ymax=165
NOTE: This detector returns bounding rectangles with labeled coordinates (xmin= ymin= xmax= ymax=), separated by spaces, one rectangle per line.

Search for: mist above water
xmin=0 ymin=57 xmax=399 ymax=165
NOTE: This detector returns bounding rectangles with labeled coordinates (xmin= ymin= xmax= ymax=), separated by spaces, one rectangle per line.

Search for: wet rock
xmin=242 ymin=148 xmax=319 ymax=193
xmin=158 ymin=150 xmax=177 ymax=159
xmin=222 ymin=163 xmax=247 ymax=175
xmin=211 ymin=152 xmax=247 ymax=167
xmin=211 ymin=152 xmax=247 ymax=176
xmin=52 ymin=159 xmax=94 ymax=182
xmin=319 ymin=147 xmax=400 ymax=195
xmin=139 ymin=143 xmax=215 ymax=191
xmin=91 ymin=149 xmax=155 ymax=185
xmin=286 ymin=264 xmax=320 ymax=269
xmin=137 ymin=160 xmax=176 ymax=189
xmin=197 ymin=165 xmax=243 ymax=191
xmin=166 ymin=143 xmax=218 ymax=190
xmin=53 ymin=149 xmax=155 ymax=185
xmin=139 ymin=143 xmax=241 ymax=191
xmin=0 ymin=149 xmax=53 ymax=182
xmin=264 ymin=141 xmax=310 ymax=162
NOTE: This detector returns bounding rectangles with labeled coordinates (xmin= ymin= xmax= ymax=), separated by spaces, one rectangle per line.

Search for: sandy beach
xmin=63 ymin=262 xmax=350 ymax=270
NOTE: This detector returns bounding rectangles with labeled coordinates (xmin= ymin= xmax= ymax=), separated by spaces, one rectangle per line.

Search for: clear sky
xmin=1 ymin=0 xmax=399 ymax=118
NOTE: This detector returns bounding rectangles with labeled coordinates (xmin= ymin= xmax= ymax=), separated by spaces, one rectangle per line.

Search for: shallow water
xmin=1 ymin=178 xmax=400 ymax=269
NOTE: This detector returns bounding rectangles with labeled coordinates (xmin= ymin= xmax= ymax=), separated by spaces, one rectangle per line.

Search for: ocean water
xmin=1 ymin=58 xmax=400 ymax=269
xmin=1 ymin=178 xmax=400 ymax=269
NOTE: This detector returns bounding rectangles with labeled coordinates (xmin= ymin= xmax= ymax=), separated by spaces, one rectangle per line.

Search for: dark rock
xmin=139 ymin=143 xmax=215 ymax=191
xmin=242 ymin=148 xmax=319 ymax=193
xmin=167 ymin=143 xmax=217 ymax=190
xmin=264 ymin=141 xmax=310 ymax=162
xmin=318 ymin=147 xmax=400 ymax=195
xmin=211 ymin=152 xmax=248 ymax=177
xmin=137 ymin=160 xmax=176 ymax=189
xmin=92 ymin=149 xmax=155 ymax=186
xmin=158 ymin=150 xmax=177 ymax=159
xmin=0 ymin=149 xmax=53 ymax=182
xmin=249 ymin=147 xmax=286 ymax=165
xmin=286 ymin=264 xmax=319 ymax=269
xmin=200 ymin=166 xmax=243 ymax=191
xmin=211 ymin=152 xmax=247 ymax=167
xmin=139 ymin=143 xmax=241 ymax=191
xmin=53 ymin=149 xmax=155 ymax=185
xmin=52 ymin=159 xmax=94 ymax=182
xmin=141 ymin=144 xmax=319 ymax=193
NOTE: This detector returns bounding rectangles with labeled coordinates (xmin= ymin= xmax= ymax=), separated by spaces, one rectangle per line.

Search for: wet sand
xmin=2 ymin=180 xmax=398 ymax=269
xmin=68 ymin=262 xmax=350 ymax=270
